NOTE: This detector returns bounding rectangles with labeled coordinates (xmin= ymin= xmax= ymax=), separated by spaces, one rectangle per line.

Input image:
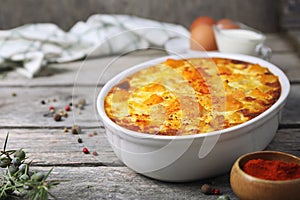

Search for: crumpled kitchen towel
xmin=0 ymin=14 xmax=189 ymax=78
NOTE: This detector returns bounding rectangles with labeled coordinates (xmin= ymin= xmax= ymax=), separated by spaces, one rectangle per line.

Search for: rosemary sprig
xmin=0 ymin=132 xmax=60 ymax=200
xmin=3 ymin=132 xmax=9 ymax=152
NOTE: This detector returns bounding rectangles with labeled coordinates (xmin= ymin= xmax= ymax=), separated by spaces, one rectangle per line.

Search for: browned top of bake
xmin=104 ymin=57 xmax=281 ymax=136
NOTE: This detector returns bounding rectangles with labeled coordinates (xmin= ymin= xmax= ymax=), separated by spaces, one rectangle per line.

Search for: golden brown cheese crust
xmin=104 ymin=57 xmax=281 ymax=136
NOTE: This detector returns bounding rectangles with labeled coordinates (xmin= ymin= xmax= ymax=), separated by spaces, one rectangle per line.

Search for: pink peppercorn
xmin=213 ymin=188 xmax=220 ymax=195
xmin=49 ymin=106 xmax=55 ymax=111
xmin=65 ymin=105 xmax=71 ymax=111
xmin=82 ymin=147 xmax=89 ymax=154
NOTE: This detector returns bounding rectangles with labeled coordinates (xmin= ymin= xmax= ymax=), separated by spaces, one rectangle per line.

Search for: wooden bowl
xmin=230 ymin=151 xmax=300 ymax=200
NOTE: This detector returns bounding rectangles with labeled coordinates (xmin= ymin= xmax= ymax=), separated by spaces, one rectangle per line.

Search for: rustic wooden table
xmin=0 ymin=33 xmax=299 ymax=200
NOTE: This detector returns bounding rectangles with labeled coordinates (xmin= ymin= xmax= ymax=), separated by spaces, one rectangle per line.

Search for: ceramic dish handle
xmin=255 ymin=44 xmax=272 ymax=61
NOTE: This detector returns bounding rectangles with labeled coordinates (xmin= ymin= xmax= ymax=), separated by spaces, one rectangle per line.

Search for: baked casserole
xmin=104 ymin=57 xmax=281 ymax=136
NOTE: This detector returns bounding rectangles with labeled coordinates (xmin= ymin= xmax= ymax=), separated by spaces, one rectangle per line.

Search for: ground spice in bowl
xmin=243 ymin=158 xmax=300 ymax=181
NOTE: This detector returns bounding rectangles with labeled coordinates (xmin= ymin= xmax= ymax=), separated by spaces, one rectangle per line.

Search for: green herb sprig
xmin=0 ymin=133 xmax=60 ymax=200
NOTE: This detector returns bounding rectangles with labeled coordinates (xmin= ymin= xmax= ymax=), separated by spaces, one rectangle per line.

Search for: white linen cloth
xmin=0 ymin=14 xmax=189 ymax=78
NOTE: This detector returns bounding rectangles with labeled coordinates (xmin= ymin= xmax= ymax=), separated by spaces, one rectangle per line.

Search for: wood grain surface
xmin=0 ymin=33 xmax=299 ymax=199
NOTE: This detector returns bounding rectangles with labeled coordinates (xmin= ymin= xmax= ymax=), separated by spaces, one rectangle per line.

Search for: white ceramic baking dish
xmin=97 ymin=52 xmax=290 ymax=182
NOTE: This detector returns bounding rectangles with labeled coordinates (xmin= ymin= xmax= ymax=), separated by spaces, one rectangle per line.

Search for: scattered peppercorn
xmin=77 ymin=138 xmax=83 ymax=143
xmin=41 ymin=100 xmax=46 ymax=105
xmin=49 ymin=106 xmax=55 ymax=111
xmin=65 ymin=105 xmax=71 ymax=111
xmin=69 ymin=102 xmax=73 ymax=106
xmin=71 ymin=125 xmax=81 ymax=134
xmin=82 ymin=147 xmax=89 ymax=154
xmin=78 ymin=104 xmax=84 ymax=110
xmin=88 ymin=133 xmax=94 ymax=137
xmin=201 ymin=184 xmax=214 ymax=195
xmin=213 ymin=188 xmax=220 ymax=195
xmin=63 ymin=127 xmax=68 ymax=132
xmin=217 ymin=195 xmax=230 ymax=200
xmin=53 ymin=113 xmax=61 ymax=121
xmin=63 ymin=112 xmax=68 ymax=118
xmin=53 ymin=98 xmax=57 ymax=102
xmin=78 ymin=98 xmax=86 ymax=106
xmin=92 ymin=151 xmax=98 ymax=156
xmin=93 ymin=131 xmax=98 ymax=136
xmin=11 ymin=92 xmax=17 ymax=97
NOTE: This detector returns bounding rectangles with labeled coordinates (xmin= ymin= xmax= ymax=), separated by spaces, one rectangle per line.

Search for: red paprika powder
xmin=243 ymin=159 xmax=300 ymax=181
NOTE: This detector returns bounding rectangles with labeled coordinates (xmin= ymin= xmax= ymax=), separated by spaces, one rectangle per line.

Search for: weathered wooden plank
xmin=1 ymin=127 xmax=299 ymax=167
xmin=288 ymin=30 xmax=300 ymax=56
xmin=0 ymin=128 xmax=123 ymax=166
xmin=31 ymin=127 xmax=300 ymax=200
xmin=270 ymin=52 xmax=300 ymax=83
xmin=0 ymin=26 xmax=297 ymax=200
xmin=0 ymin=49 xmax=167 ymax=86
xmin=31 ymin=166 xmax=238 ymax=200
xmin=266 ymin=128 xmax=300 ymax=156
xmin=265 ymin=33 xmax=295 ymax=53
xmin=0 ymin=87 xmax=102 ymax=127
xmin=281 ymin=84 xmax=300 ymax=126
xmin=0 ymin=127 xmax=298 ymax=199
xmin=0 ymin=84 xmax=299 ymax=128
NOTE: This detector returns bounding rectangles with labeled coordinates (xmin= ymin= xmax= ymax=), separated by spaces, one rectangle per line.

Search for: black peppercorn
xmin=72 ymin=125 xmax=81 ymax=134
xmin=53 ymin=114 xmax=61 ymax=121
xmin=201 ymin=184 xmax=214 ymax=195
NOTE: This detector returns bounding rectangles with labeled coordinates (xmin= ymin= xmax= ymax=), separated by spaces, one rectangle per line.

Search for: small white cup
xmin=213 ymin=24 xmax=271 ymax=60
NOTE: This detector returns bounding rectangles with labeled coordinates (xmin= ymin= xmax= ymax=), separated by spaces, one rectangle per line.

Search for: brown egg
xmin=190 ymin=16 xmax=216 ymax=31
xmin=190 ymin=24 xmax=217 ymax=51
xmin=217 ymin=18 xmax=240 ymax=29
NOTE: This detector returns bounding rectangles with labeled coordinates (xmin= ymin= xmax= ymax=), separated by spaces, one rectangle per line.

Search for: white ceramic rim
xmin=97 ymin=52 xmax=290 ymax=140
